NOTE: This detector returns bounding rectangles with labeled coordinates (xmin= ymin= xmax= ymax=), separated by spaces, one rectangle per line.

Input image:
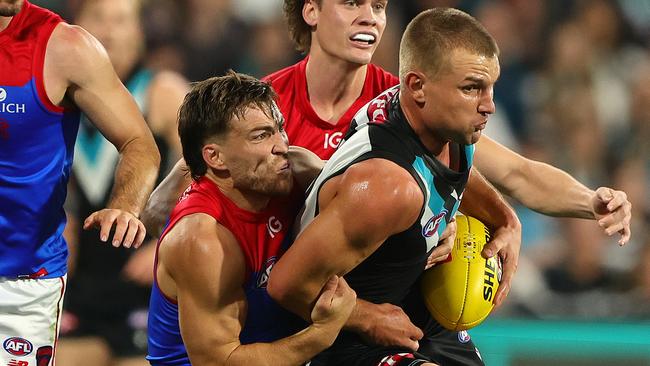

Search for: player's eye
xmin=461 ymin=85 xmax=479 ymax=93
xmin=252 ymin=131 xmax=270 ymax=141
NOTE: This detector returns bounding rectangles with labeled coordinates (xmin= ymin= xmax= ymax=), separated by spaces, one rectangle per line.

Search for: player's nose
xmin=357 ymin=3 xmax=378 ymax=26
xmin=271 ymin=133 xmax=289 ymax=155
xmin=478 ymin=89 xmax=496 ymax=116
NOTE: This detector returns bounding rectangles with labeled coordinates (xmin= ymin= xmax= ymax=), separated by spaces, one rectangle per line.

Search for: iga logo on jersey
xmin=323 ymin=132 xmax=343 ymax=149
xmin=3 ymin=337 xmax=33 ymax=356
xmin=422 ymin=210 xmax=447 ymax=238
xmin=267 ymin=216 xmax=283 ymax=238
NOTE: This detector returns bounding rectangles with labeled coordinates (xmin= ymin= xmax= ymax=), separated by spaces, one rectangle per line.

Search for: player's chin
xmin=266 ymin=176 xmax=294 ymax=196
xmin=469 ymin=130 xmax=483 ymax=144
xmin=0 ymin=2 xmax=21 ymax=16
xmin=346 ymin=50 xmax=374 ymax=66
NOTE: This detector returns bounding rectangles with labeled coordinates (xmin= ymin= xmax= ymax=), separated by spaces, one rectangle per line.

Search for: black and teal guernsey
xmin=297 ymin=86 xmax=474 ymax=305
xmin=296 ymin=86 xmax=484 ymax=365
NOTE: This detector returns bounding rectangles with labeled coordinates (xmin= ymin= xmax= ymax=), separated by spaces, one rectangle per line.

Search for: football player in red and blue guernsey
xmin=0 ymin=0 xmax=159 ymax=363
xmin=146 ymin=72 xmax=356 ymax=366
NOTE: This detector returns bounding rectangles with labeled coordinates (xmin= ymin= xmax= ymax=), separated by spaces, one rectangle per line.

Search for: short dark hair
xmin=399 ymin=8 xmax=499 ymax=81
xmin=178 ymin=71 xmax=278 ymax=180
xmin=283 ymin=0 xmax=322 ymax=53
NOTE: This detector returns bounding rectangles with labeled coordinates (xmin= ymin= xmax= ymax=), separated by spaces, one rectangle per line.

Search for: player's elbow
xmin=267 ymin=272 xmax=291 ymax=306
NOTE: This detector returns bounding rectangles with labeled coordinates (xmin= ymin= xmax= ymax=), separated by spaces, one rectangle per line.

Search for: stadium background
xmin=33 ymin=0 xmax=650 ymax=364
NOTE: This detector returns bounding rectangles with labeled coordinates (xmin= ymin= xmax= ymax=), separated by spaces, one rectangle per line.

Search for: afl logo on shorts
xmin=0 ymin=88 xmax=7 ymax=102
xmin=3 ymin=337 xmax=33 ymax=356
xmin=422 ymin=210 xmax=447 ymax=238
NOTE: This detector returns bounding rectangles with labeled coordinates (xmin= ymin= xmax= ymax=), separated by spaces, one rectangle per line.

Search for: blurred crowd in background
xmin=29 ymin=0 xmax=650 ymax=363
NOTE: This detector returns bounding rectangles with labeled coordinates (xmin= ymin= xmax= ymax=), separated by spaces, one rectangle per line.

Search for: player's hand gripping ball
xmin=421 ymin=214 xmax=501 ymax=331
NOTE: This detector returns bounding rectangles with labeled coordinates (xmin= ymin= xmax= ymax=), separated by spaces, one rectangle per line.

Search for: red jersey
xmin=149 ymin=177 xmax=304 ymax=363
xmin=264 ymin=58 xmax=398 ymax=159
xmin=158 ymin=176 xmax=301 ymax=283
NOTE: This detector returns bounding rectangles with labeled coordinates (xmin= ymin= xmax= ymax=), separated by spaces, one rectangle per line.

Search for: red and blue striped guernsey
xmin=0 ymin=1 xmax=81 ymax=278
xmin=147 ymin=177 xmax=305 ymax=365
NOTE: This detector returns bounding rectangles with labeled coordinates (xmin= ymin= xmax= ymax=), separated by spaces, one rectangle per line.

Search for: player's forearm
xmin=107 ymin=135 xmax=160 ymax=215
xmin=461 ymin=169 xmax=520 ymax=231
xmin=288 ymin=146 xmax=325 ymax=190
xmin=141 ymin=158 xmax=191 ymax=237
xmin=342 ymin=299 xmax=373 ymax=334
xmin=221 ymin=324 xmax=337 ymax=366
xmin=503 ymin=160 xmax=595 ymax=219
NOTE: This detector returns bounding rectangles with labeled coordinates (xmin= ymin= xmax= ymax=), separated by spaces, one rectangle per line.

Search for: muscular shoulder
xmin=160 ymin=213 xmax=245 ymax=286
xmin=46 ymin=23 xmax=112 ymax=85
xmin=333 ymin=158 xmax=423 ymax=233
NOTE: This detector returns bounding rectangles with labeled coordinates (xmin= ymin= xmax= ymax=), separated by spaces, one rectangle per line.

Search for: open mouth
xmin=350 ymin=32 xmax=377 ymax=46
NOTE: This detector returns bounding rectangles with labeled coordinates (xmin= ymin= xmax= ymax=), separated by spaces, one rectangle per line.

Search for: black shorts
xmin=311 ymin=285 xmax=484 ymax=366
xmin=309 ymin=324 xmax=483 ymax=366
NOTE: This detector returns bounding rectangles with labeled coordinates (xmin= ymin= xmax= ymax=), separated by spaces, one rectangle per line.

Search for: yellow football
xmin=421 ymin=214 xmax=500 ymax=331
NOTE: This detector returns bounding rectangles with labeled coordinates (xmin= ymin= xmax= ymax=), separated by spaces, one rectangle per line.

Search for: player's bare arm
xmin=460 ymin=168 xmax=521 ymax=307
xmin=287 ymin=145 xmax=325 ymax=189
xmin=268 ymin=158 xmax=426 ymax=350
xmin=158 ymin=213 xmax=355 ymax=366
xmin=45 ymin=23 xmax=160 ymax=248
xmin=475 ymin=136 xmax=632 ymax=245
xmin=141 ymin=158 xmax=191 ymax=237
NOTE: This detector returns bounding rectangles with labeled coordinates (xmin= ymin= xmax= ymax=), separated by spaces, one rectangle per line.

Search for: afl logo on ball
xmin=422 ymin=210 xmax=447 ymax=238
xmin=3 ymin=337 xmax=33 ymax=356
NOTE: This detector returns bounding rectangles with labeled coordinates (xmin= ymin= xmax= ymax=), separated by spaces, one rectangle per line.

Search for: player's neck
xmin=205 ymin=174 xmax=271 ymax=213
xmin=0 ymin=16 xmax=13 ymax=32
xmin=399 ymin=92 xmax=448 ymax=158
xmin=305 ymin=50 xmax=368 ymax=125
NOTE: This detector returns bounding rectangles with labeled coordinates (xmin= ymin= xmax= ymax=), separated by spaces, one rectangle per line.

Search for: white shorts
xmin=0 ymin=276 xmax=66 ymax=366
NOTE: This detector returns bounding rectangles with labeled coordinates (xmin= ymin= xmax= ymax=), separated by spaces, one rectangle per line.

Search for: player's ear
xmin=303 ymin=0 xmax=319 ymax=26
xmin=404 ymin=71 xmax=426 ymax=104
xmin=203 ymin=143 xmax=227 ymax=171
